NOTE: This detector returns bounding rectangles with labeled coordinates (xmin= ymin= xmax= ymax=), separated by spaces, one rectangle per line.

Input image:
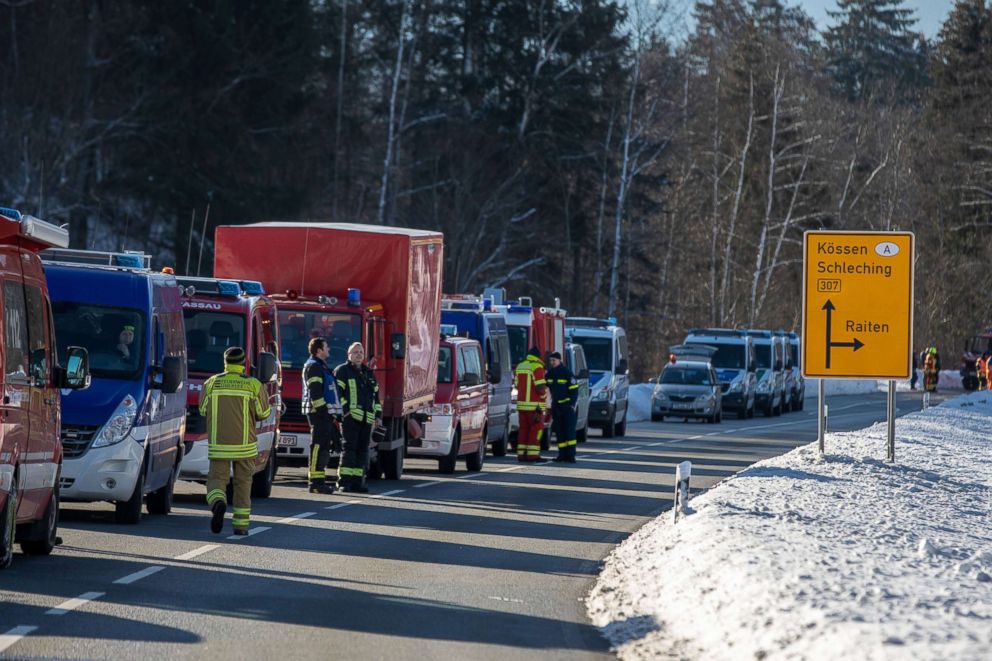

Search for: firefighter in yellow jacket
xmin=200 ymin=346 xmax=272 ymax=535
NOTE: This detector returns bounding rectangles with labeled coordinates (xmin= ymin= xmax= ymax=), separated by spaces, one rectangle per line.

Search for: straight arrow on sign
xmin=822 ymin=299 xmax=864 ymax=369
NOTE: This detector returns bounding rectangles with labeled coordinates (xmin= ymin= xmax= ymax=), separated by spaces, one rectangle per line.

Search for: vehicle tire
xmin=146 ymin=457 xmax=177 ymax=515
xmin=439 ymin=429 xmax=460 ymax=474
xmin=20 ymin=481 xmax=59 ymax=556
xmin=0 ymin=471 xmax=18 ymax=569
xmin=576 ymin=424 xmax=588 ymax=442
xmin=650 ymin=413 xmax=661 ymax=422
xmin=251 ymin=450 xmax=276 ymax=499
xmin=466 ymin=433 xmax=485 ymax=472
xmin=382 ymin=445 xmax=404 ymax=480
xmin=492 ymin=427 xmax=509 ymax=457
xmin=616 ymin=414 xmax=627 ymax=437
xmin=114 ymin=460 xmax=145 ymax=525
xmin=797 ymin=397 xmax=804 ymax=411
xmin=602 ymin=417 xmax=616 ymax=438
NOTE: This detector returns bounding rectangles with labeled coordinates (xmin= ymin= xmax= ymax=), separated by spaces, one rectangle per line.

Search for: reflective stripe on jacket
xmin=515 ymin=356 xmax=547 ymax=411
xmin=334 ymin=361 xmax=382 ymax=424
xmin=302 ymin=356 xmax=341 ymax=416
xmin=200 ymin=364 xmax=272 ymax=460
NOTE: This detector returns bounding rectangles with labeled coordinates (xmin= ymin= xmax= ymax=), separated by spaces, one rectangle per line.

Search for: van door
xmin=615 ymin=333 xmax=630 ymax=420
xmin=22 ymin=274 xmax=58 ymax=519
xmin=457 ymin=345 xmax=487 ymax=447
xmin=250 ymin=311 xmax=276 ymax=467
xmin=145 ymin=313 xmax=172 ymax=487
xmin=2 ymin=278 xmax=33 ymax=520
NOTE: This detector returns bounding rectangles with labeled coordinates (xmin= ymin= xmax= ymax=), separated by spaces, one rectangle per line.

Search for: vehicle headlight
xmin=728 ymin=381 xmax=742 ymax=393
xmin=92 ymin=395 xmax=138 ymax=448
xmin=757 ymin=380 xmax=771 ymax=393
xmin=695 ymin=393 xmax=713 ymax=404
xmin=593 ymin=388 xmax=612 ymax=401
xmin=511 ymin=386 xmax=518 ymax=404
xmin=654 ymin=391 xmax=669 ymax=403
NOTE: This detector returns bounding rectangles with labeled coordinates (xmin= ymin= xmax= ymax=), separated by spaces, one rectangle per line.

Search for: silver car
xmin=650 ymin=360 xmax=723 ymax=423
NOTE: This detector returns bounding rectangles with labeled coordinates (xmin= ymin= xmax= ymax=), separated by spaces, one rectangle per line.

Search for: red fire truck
xmin=213 ymin=223 xmax=444 ymax=480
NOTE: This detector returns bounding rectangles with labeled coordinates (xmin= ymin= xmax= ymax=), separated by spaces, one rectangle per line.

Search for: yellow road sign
xmin=802 ymin=231 xmax=914 ymax=379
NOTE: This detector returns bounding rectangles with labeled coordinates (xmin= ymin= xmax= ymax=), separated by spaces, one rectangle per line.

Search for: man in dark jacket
xmin=546 ymin=352 xmax=579 ymax=463
xmin=302 ymin=337 xmax=342 ymax=494
xmin=334 ymin=342 xmax=381 ymax=493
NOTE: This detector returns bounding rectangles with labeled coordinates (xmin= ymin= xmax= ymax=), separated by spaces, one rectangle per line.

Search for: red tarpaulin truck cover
xmin=214 ymin=222 xmax=444 ymax=417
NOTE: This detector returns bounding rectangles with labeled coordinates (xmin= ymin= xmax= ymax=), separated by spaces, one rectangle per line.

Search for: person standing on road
xmin=200 ymin=347 xmax=272 ymax=535
xmin=334 ymin=342 xmax=381 ymax=494
xmin=515 ymin=347 xmax=547 ymax=463
xmin=923 ymin=346 xmax=939 ymax=394
xmin=302 ymin=337 xmax=343 ymax=495
xmin=546 ymin=351 xmax=578 ymax=463
xmin=910 ymin=349 xmax=918 ymax=390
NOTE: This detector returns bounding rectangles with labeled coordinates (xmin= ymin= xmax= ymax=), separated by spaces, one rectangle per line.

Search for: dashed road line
xmin=371 ymin=489 xmax=405 ymax=499
xmin=0 ymin=626 xmax=37 ymax=654
xmin=175 ymin=544 xmax=220 ymax=561
xmin=325 ymin=499 xmax=362 ymax=510
xmin=494 ymin=465 xmax=525 ymax=472
xmin=227 ymin=526 xmax=272 ymax=540
xmin=46 ymin=591 xmax=105 ymax=616
xmin=413 ymin=480 xmax=444 ymax=488
xmin=275 ymin=512 xmax=316 ymax=524
xmin=456 ymin=473 xmax=483 ymax=479
xmin=114 ymin=566 xmax=165 ymax=585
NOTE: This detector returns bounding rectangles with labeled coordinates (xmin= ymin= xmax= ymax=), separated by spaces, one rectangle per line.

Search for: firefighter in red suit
xmin=515 ymin=347 xmax=547 ymax=462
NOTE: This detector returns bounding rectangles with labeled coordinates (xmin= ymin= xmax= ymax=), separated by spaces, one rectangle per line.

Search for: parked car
xmin=44 ymin=250 xmax=188 ymax=523
xmin=650 ymin=353 xmax=722 ymax=423
xmin=0 ymin=209 xmax=90 ymax=569
xmin=566 ymin=317 xmax=630 ymax=437
xmin=565 ymin=342 xmax=591 ymax=442
xmin=683 ymin=328 xmax=757 ymax=419
xmin=411 ymin=335 xmax=488 ymax=473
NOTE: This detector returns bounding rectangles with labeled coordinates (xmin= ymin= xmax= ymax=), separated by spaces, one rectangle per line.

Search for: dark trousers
xmin=339 ymin=418 xmax=371 ymax=490
xmin=307 ymin=412 xmax=341 ymax=487
xmin=552 ymin=405 xmax=577 ymax=460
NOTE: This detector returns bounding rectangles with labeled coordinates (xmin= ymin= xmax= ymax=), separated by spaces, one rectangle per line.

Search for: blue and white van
xmin=565 ymin=318 xmax=629 ymax=437
xmin=441 ymin=297 xmax=513 ymax=456
xmin=43 ymin=250 xmax=187 ymax=524
xmin=683 ymin=328 xmax=757 ymax=419
xmin=744 ymin=329 xmax=786 ymax=417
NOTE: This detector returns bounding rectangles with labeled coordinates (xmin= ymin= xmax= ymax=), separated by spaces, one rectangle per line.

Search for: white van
xmin=744 ymin=330 xmax=786 ymax=417
xmin=683 ymin=328 xmax=757 ymax=419
xmin=566 ymin=318 xmax=629 ymax=437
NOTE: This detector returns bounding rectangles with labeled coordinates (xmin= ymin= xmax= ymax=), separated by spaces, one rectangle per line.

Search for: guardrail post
xmin=673 ymin=461 xmax=691 ymax=523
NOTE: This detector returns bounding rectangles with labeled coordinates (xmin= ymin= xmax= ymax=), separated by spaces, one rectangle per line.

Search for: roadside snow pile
xmin=588 ymin=392 xmax=992 ymax=660
xmin=626 ymin=384 xmax=655 ymax=422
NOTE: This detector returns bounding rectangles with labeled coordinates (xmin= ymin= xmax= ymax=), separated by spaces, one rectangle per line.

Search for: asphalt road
xmin=0 ymin=390 xmax=949 ymax=660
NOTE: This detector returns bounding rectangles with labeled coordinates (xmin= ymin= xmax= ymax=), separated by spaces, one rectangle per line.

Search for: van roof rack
xmin=41 ymin=248 xmax=151 ymax=270
xmin=743 ymin=329 xmax=773 ymax=338
xmin=566 ymin=317 xmax=616 ymax=328
xmin=176 ymin=276 xmax=244 ymax=297
xmin=687 ymin=328 xmax=746 ymax=337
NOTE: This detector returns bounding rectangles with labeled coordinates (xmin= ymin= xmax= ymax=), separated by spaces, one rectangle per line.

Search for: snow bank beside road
xmin=588 ymin=392 xmax=992 ymax=660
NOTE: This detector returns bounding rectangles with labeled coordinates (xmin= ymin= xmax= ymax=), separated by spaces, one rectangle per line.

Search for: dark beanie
xmin=528 ymin=346 xmax=541 ymax=358
xmin=549 ymin=351 xmax=562 ymax=360
xmin=224 ymin=347 xmax=246 ymax=365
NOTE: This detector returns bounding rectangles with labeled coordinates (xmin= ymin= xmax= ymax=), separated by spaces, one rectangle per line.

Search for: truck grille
xmin=669 ymin=395 xmax=696 ymax=403
xmin=186 ymin=405 xmax=206 ymax=435
xmin=720 ymin=384 xmax=730 ymax=393
xmin=281 ymin=399 xmax=307 ymax=426
xmin=61 ymin=424 xmax=100 ymax=459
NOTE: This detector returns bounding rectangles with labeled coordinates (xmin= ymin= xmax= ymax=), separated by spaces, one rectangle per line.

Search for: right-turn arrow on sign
xmin=802 ymin=231 xmax=915 ymax=379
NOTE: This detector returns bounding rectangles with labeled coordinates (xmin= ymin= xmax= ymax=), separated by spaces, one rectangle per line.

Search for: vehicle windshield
xmin=507 ymin=325 xmax=530 ymax=366
xmin=184 ymin=310 xmax=245 ymax=375
xmin=53 ymin=302 xmax=146 ymax=380
xmin=755 ymin=343 xmax=772 ymax=369
xmin=704 ymin=343 xmax=746 ymax=370
xmin=437 ymin=347 xmax=453 ymax=384
xmin=572 ymin=336 xmax=613 ymax=372
xmin=278 ymin=310 xmax=362 ymax=370
xmin=662 ymin=367 xmax=712 ymax=385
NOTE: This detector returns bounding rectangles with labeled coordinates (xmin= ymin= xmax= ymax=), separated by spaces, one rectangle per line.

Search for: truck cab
xmin=0 ymin=209 xmax=90 ymax=569
xmin=177 ymin=277 xmax=281 ymax=498
xmin=744 ymin=329 xmax=786 ymax=417
xmin=566 ymin=317 xmax=630 ymax=437
xmin=43 ymin=250 xmax=188 ymax=524
xmin=683 ymin=328 xmax=757 ymax=419
xmin=412 ymin=334 xmax=488 ymax=473
xmin=441 ymin=296 xmax=513 ymax=456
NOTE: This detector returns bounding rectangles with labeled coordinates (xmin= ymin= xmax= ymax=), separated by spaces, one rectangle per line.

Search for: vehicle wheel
xmin=576 ymin=425 xmax=588 ymax=443
xmin=382 ymin=445 xmax=405 ymax=480
xmin=114 ymin=459 xmax=145 ymax=525
xmin=439 ymin=430 xmax=460 ymax=474
xmin=602 ymin=417 xmax=616 ymax=438
xmin=20 ymin=481 xmax=59 ymax=556
xmin=650 ymin=413 xmax=661 ymax=422
xmin=251 ymin=450 xmax=276 ymax=498
xmin=146 ymin=458 xmax=177 ymax=515
xmin=466 ymin=433 xmax=485 ymax=472
xmin=0 ymin=471 xmax=18 ymax=569
xmin=616 ymin=415 xmax=627 ymax=437
xmin=492 ymin=426 xmax=509 ymax=457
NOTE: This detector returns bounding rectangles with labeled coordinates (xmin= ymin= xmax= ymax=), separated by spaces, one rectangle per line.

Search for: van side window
xmin=455 ymin=348 xmax=467 ymax=383
xmin=3 ymin=281 xmax=28 ymax=379
xmin=24 ymin=285 xmax=48 ymax=383
xmin=461 ymin=346 xmax=482 ymax=383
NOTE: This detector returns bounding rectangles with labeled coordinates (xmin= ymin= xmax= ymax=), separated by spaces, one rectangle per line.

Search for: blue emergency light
xmin=508 ymin=305 xmax=532 ymax=313
xmin=113 ymin=254 xmax=144 ymax=268
xmin=347 ymin=288 xmax=361 ymax=306
xmin=217 ymin=280 xmax=241 ymax=296
xmin=240 ymin=280 xmax=265 ymax=295
xmin=0 ymin=207 xmax=22 ymax=221
xmin=440 ymin=324 xmax=459 ymax=336
xmin=483 ymin=298 xmax=492 ymax=311
xmin=607 ymin=316 xmax=617 ymax=325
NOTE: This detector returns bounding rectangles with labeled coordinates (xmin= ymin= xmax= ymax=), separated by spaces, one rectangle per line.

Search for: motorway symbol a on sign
xmin=821 ymin=300 xmax=865 ymax=368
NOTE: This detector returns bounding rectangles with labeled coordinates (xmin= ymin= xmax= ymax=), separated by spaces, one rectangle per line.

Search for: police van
xmin=683 ymin=328 xmax=756 ymax=419
xmin=744 ymin=329 xmax=786 ymax=417
xmin=566 ymin=318 xmax=629 ymax=437
xmin=787 ymin=331 xmax=805 ymax=410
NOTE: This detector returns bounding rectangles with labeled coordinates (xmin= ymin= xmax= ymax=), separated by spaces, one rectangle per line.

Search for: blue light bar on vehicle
xmin=0 ymin=207 xmax=22 ymax=221
xmin=113 ymin=254 xmax=144 ymax=268
xmin=440 ymin=324 xmax=459 ymax=336
xmin=240 ymin=280 xmax=265 ymax=295
xmin=507 ymin=305 xmax=532 ymax=313
xmin=217 ymin=280 xmax=242 ymax=296
xmin=348 ymin=288 xmax=361 ymax=306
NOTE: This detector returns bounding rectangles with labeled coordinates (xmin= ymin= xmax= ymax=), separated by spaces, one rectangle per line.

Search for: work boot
xmin=309 ymin=483 xmax=337 ymax=495
xmin=210 ymin=501 xmax=226 ymax=534
xmin=232 ymin=528 xmax=249 ymax=536
xmin=553 ymin=455 xmax=566 ymax=463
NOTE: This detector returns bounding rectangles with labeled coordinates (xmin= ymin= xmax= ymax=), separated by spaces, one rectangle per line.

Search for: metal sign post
xmin=887 ymin=380 xmax=896 ymax=462
xmin=818 ymin=379 xmax=826 ymax=454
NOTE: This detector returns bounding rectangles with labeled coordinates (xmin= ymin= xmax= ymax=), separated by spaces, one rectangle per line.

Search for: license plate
xmin=672 ymin=403 xmax=692 ymax=410
xmin=278 ymin=435 xmax=298 ymax=447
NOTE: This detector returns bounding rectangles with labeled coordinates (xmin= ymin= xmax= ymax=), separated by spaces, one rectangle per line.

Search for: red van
xmin=410 ymin=335 xmax=488 ymax=473
xmin=0 ymin=209 xmax=90 ymax=569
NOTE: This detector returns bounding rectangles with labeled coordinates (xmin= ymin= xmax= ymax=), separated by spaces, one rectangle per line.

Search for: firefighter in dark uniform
xmin=302 ymin=337 xmax=342 ymax=494
xmin=334 ymin=342 xmax=381 ymax=494
xmin=546 ymin=352 xmax=579 ymax=463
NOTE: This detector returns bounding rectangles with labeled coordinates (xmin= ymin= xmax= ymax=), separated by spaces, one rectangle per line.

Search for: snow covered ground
xmin=589 ymin=391 xmax=992 ymax=660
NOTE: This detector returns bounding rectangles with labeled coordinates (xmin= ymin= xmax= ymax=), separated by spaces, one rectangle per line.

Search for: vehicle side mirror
xmin=461 ymin=372 xmax=481 ymax=387
xmin=615 ymin=358 xmax=628 ymax=374
xmin=255 ymin=351 xmax=279 ymax=383
xmin=578 ymin=369 xmax=589 ymax=380
xmin=648 ymin=377 xmax=657 ymax=384
xmin=159 ymin=356 xmax=185 ymax=393
xmin=391 ymin=333 xmax=406 ymax=360
xmin=59 ymin=346 xmax=90 ymax=390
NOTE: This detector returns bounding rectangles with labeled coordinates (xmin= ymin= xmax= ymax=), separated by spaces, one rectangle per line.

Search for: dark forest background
xmin=1 ymin=0 xmax=990 ymax=378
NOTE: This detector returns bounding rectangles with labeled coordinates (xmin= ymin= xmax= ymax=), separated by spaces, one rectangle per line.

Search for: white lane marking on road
xmin=0 ymin=626 xmax=37 ymax=654
xmin=371 ymin=489 xmax=405 ymax=499
xmin=114 ymin=566 xmax=166 ymax=585
xmin=227 ymin=526 xmax=272 ymax=540
xmin=457 ymin=473 xmax=483 ymax=479
xmin=494 ymin=465 xmax=524 ymax=472
xmin=621 ymin=446 xmax=641 ymax=451
xmin=175 ymin=544 xmax=220 ymax=561
xmin=413 ymin=480 xmax=444 ymax=488
xmin=46 ymin=591 xmax=105 ymax=615
xmin=326 ymin=499 xmax=362 ymax=510
xmin=276 ymin=512 xmax=316 ymax=524
xmin=488 ymin=596 xmax=524 ymax=604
